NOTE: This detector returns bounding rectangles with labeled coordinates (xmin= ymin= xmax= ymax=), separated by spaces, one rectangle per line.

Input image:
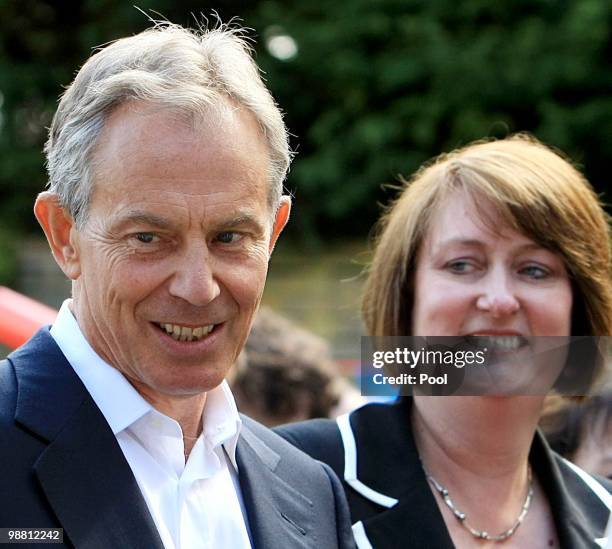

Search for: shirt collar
xmin=201 ymin=379 xmax=242 ymax=469
xmin=49 ymin=299 xmax=242 ymax=468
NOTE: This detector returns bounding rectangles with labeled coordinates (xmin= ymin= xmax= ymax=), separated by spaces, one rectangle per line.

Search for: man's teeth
xmin=159 ymin=323 xmax=214 ymax=342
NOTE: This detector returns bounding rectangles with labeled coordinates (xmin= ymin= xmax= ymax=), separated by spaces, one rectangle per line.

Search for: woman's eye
xmin=134 ymin=232 xmax=157 ymax=244
xmin=520 ymin=265 xmax=549 ymax=279
xmin=446 ymin=260 xmax=476 ymax=274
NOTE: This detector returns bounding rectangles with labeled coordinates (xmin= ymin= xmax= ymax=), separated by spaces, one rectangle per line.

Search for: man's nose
xmin=475 ymin=270 xmax=520 ymax=318
xmin=168 ymin=245 xmax=221 ymax=306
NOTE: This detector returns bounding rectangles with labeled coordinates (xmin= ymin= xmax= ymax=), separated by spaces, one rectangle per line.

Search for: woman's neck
xmin=413 ymin=395 xmax=543 ymax=474
xmin=412 ymin=395 xmax=544 ymax=539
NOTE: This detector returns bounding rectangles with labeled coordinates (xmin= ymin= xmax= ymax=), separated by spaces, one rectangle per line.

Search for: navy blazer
xmin=0 ymin=328 xmax=355 ymax=549
xmin=277 ymin=399 xmax=612 ymax=549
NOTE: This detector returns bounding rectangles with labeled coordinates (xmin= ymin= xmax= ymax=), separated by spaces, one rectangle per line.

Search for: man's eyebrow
xmin=220 ymin=213 xmax=265 ymax=230
xmin=117 ymin=211 xmax=175 ymax=230
xmin=116 ymin=211 xmax=267 ymax=232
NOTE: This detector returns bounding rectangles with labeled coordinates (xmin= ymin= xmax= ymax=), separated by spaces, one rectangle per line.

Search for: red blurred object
xmin=0 ymin=286 xmax=58 ymax=349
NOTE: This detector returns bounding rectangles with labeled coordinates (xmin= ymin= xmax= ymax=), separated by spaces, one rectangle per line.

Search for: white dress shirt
xmin=50 ymin=300 xmax=252 ymax=549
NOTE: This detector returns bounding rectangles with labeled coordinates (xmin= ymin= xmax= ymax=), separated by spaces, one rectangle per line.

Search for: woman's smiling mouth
xmin=465 ymin=334 xmax=529 ymax=351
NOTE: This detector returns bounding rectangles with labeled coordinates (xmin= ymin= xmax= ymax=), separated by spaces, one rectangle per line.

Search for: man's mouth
xmin=157 ymin=322 xmax=216 ymax=342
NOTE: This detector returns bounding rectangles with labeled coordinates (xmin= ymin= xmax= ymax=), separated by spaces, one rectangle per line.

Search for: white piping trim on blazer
xmin=352 ymin=521 xmax=374 ymax=549
xmin=336 ymin=413 xmax=399 ymax=508
xmin=562 ymin=458 xmax=611 ymax=547
xmin=562 ymin=458 xmax=612 ymax=512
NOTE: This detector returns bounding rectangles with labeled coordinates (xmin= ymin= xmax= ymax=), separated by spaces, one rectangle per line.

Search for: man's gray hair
xmin=45 ymin=22 xmax=291 ymax=227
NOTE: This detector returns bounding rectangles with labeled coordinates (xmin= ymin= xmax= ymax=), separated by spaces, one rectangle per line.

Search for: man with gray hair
xmin=0 ymin=22 xmax=354 ymax=549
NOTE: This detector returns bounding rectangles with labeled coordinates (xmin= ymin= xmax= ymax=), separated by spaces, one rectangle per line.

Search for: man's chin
xmin=159 ymin=371 xmax=228 ymax=394
xmin=126 ymin=366 xmax=230 ymax=401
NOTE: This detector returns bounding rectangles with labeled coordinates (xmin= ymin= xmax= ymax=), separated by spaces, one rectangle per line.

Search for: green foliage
xmin=0 ymin=0 xmax=256 ymax=234
xmin=249 ymin=0 xmax=612 ymax=237
xmin=0 ymin=0 xmax=610 ymax=244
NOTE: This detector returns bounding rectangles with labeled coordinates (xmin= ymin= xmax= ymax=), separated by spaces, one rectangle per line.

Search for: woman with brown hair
xmin=278 ymin=134 xmax=612 ymax=548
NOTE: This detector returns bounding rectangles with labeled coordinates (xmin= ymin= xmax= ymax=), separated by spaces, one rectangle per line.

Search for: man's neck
xmin=130 ymin=378 xmax=207 ymax=439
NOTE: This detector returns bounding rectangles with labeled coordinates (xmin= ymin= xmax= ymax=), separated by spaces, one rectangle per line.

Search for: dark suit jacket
xmin=277 ymin=399 xmax=612 ymax=549
xmin=0 ymin=328 xmax=355 ymax=549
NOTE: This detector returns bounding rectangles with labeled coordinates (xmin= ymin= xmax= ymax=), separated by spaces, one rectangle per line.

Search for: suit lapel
xmin=352 ymin=412 xmax=455 ymax=548
xmin=236 ymin=424 xmax=315 ymax=549
xmin=347 ymin=400 xmax=609 ymax=548
xmin=343 ymin=400 xmax=457 ymax=548
xmin=10 ymin=329 xmax=164 ymax=549
xmin=531 ymin=432 xmax=610 ymax=548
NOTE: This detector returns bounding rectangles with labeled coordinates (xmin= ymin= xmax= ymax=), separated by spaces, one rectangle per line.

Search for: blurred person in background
xmin=231 ymin=306 xmax=366 ymax=426
xmin=0 ymin=21 xmax=354 ymax=549
xmin=542 ymin=391 xmax=612 ymax=479
xmin=279 ymin=135 xmax=612 ymax=548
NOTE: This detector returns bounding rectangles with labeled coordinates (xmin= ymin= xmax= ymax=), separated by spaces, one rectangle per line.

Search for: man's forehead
xmin=90 ymin=101 xmax=268 ymax=184
xmin=83 ymin=97 xmax=275 ymax=230
xmin=95 ymin=98 xmax=265 ymax=150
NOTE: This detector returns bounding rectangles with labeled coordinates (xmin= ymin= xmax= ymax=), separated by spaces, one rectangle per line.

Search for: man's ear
xmin=34 ymin=192 xmax=81 ymax=280
xmin=268 ymin=196 xmax=291 ymax=254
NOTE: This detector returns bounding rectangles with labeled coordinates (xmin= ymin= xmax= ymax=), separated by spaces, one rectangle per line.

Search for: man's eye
xmin=134 ymin=232 xmax=157 ymax=244
xmin=216 ymin=231 xmax=241 ymax=244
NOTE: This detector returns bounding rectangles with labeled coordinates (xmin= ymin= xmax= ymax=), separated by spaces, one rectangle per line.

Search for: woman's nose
xmin=475 ymin=271 xmax=520 ymax=318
